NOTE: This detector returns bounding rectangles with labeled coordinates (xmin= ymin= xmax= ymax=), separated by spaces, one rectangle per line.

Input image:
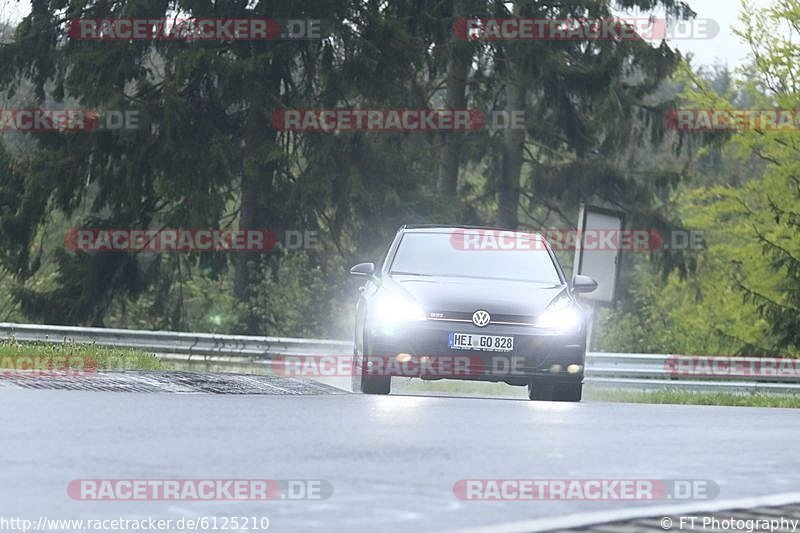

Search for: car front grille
xmin=427 ymin=311 xmax=537 ymax=327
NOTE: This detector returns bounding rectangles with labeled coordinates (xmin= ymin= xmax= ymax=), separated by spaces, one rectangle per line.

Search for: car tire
xmin=352 ymin=337 xmax=390 ymax=395
xmin=361 ymin=372 xmax=391 ymax=395
xmin=527 ymin=379 xmax=552 ymax=401
xmin=552 ymin=382 xmax=582 ymax=402
xmin=527 ymin=380 xmax=582 ymax=402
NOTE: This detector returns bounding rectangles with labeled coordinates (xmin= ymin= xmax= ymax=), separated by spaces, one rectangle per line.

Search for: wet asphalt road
xmin=2 ymin=381 xmax=800 ymax=532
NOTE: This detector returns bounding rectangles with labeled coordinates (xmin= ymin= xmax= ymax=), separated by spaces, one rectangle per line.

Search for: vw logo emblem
xmin=472 ymin=310 xmax=491 ymax=327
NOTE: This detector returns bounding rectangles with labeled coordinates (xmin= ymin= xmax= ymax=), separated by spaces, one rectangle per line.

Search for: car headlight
xmin=372 ymin=292 xmax=427 ymax=323
xmin=535 ymin=300 xmax=583 ymax=332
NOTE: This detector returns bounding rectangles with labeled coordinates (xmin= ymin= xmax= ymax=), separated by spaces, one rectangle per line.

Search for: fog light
xmin=549 ymin=364 xmax=562 ymax=373
xmin=567 ymin=364 xmax=583 ymax=374
xmin=397 ymin=353 xmax=412 ymax=363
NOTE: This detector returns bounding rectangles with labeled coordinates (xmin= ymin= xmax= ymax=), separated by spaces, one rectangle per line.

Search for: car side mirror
xmin=350 ymin=262 xmax=375 ymax=277
xmin=572 ymin=274 xmax=598 ymax=294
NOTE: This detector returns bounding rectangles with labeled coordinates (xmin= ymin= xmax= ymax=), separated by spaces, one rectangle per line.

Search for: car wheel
xmin=552 ymin=382 xmax=582 ymax=402
xmin=352 ymin=337 xmax=390 ymax=395
xmin=361 ymin=371 xmax=391 ymax=395
xmin=527 ymin=380 xmax=582 ymax=402
xmin=527 ymin=379 xmax=553 ymax=401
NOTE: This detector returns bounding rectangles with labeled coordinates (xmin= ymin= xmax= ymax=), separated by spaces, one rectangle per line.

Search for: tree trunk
xmin=437 ymin=0 xmax=470 ymax=197
xmin=234 ymin=61 xmax=280 ymax=334
xmin=234 ymin=130 xmax=273 ymax=334
xmin=498 ymin=54 xmax=525 ymax=230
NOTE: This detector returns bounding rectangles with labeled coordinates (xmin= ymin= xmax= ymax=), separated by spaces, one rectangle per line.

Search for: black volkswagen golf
xmin=350 ymin=225 xmax=598 ymax=401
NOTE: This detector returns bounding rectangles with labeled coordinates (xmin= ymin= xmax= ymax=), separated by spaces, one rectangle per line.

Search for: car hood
xmin=385 ymin=274 xmax=568 ymax=317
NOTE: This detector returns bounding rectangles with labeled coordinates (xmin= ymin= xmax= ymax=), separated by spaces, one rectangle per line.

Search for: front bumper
xmin=365 ymin=317 xmax=586 ymax=386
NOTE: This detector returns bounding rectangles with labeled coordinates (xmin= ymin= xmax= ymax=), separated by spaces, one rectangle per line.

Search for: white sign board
xmin=572 ymin=205 xmax=624 ymax=304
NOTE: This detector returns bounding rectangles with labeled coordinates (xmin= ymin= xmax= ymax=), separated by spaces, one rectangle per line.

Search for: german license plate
xmin=448 ymin=333 xmax=514 ymax=352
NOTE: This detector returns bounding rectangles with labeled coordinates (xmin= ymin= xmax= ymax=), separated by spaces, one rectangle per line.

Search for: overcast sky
xmin=620 ymin=0 xmax=768 ymax=68
xmin=0 ymin=0 xmax=772 ymax=68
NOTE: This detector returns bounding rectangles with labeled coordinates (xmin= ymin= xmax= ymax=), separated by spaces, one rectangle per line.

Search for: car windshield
xmin=389 ymin=231 xmax=561 ymax=283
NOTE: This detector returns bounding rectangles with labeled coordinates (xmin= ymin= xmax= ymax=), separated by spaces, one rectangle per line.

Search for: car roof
xmin=399 ymin=224 xmax=545 ymax=239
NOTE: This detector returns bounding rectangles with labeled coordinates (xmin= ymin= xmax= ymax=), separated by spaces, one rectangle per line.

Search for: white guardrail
xmin=1 ymin=322 xmax=799 ymax=394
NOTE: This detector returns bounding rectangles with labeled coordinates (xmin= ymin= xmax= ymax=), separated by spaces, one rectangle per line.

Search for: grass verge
xmin=584 ymin=388 xmax=800 ymax=408
xmin=382 ymin=379 xmax=800 ymax=407
xmin=0 ymin=339 xmax=165 ymax=371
